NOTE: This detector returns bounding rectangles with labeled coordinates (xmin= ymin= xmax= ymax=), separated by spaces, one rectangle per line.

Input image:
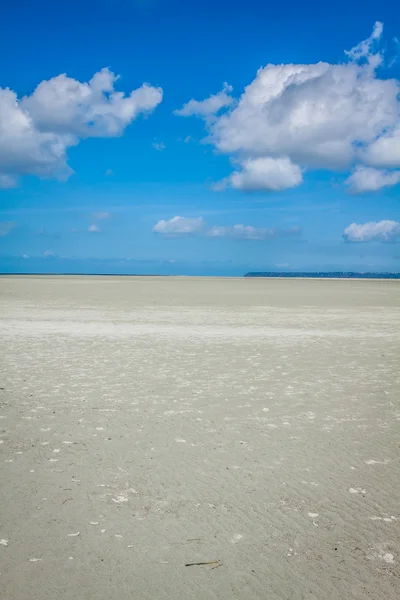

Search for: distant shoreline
xmin=0 ymin=272 xmax=400 ymax=280
xmin=244 ymin=272 xmax=400 ymax=280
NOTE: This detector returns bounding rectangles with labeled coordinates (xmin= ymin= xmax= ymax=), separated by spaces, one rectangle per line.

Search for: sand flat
xmin=0 ymin=275 xmax=399 ymax=599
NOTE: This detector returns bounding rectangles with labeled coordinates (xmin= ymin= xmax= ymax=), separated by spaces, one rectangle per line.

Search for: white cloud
xmin=43 ymin=250 xmax=57 ymax=257
xmin=346 ymin=166 xmax=400 ymax=193
xmin=0 ymin=68 xmax=162 ymax=185
xmin=0 ymin=221 xmax=17 ymax=236
xmin=21 ymin=68 xmax=162 ymax=137
xmin=152 ymin=141 xmax=166 ymax=151
xmin=153 ymin=216 xmax=205 ymax=236
xmin=92 ymin=211 xmax=111 ymax=220
xmin=343 ymin=220 xmax=400 ymax=242
xmin=207 ymin=224 xmax=300 ymax=240
xmin=215 ymin=157 xmax=302 ymax=191
xmin=344 ymin=21 xmax=384 ymax=67
xmin=174 ymin=83 xmax=233 ymax=118
xmin=105 ymin=168 xmax=113 ymax=176
xmin=88 ymin=224 xmax=101 ymax=233
xmin=207 ymin=224 xmax=276 ymax=240
xmin=153 ymin=217 xmax=300 ymax=241
xmin=362 ymin=126 xmax=400 ymax=168
xmin=176 ymin=22 xmax=400 ymax=193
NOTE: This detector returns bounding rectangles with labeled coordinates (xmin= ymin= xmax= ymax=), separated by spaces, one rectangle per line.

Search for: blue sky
xmin=1 ymin=0 xmax=399 ymax=275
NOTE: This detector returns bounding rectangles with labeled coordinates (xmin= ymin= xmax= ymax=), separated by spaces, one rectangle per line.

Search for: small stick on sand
xmin=185 ymin=560 xmax=221 ymax=567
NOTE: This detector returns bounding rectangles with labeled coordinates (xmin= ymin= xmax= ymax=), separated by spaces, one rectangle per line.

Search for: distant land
xmin=244 ymin=272 xmax=400 ymax=279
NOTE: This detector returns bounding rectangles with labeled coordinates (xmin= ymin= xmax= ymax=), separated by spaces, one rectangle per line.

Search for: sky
xmin=1 ymin=0 xmax=400 ymax=275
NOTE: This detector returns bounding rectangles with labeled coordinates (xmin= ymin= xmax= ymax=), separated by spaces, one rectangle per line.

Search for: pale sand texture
xmin=0 ymin=275 xmax=399 ymax=600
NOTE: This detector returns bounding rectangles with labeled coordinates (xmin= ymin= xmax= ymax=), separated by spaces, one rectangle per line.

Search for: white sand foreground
xmin=0 ymin=275 xmax=399 ymax=600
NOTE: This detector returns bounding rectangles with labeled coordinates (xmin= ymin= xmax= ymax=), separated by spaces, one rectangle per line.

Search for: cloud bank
xmin=153 ymin=216 xmax=301 ymax=240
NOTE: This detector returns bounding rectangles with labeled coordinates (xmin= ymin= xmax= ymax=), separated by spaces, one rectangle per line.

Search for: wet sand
xmin=0 ymin=275 xmax=399 ymax=599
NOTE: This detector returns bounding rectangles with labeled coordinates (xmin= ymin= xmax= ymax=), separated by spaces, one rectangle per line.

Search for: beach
xmin=0 ymin=275 xmax=399 ymax=599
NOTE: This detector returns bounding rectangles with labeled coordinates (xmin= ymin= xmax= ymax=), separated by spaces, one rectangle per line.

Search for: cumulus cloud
xmin=153 ymin=216 xmax=205 ymax=236
xmin=0 ymin=221 xmax=17 ymax=236
xmin=343 ymin=220 xmax=400 ymax=242
xmin=176 ymin=22 xmax=400 ymax=193
xmin=362 ymin=127 xmax=400 ymax=168
xmin=346 ymin=166 xmax=400 ymax=193
xmin=174 ymin=83 xmax=233 ymax=118
xmin=88 ymin=224 xmax=102 ymax=233
xmin=21 ymin=68 xmax=162 ymax=136
xmin=215 ymin=157 xmax=302 ymax=191
xmin=43 ymin=250 xmax=57 ymax=257
xmin=0 ymin=68 xmax=162 ymax=185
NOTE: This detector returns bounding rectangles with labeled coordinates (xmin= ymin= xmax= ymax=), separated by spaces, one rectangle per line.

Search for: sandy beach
xmin=0 ymin=275 xmax=399 ymax=600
